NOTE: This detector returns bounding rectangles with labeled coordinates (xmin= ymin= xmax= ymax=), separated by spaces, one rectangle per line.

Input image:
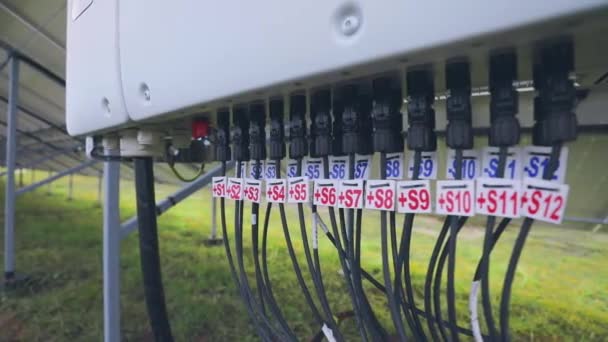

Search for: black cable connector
xmin=232 ymin=105 xmax=250 ymax=162
xmin=310 ymin=89 xmax=333 ymax=157
xmin=533 ymin=38 xmax=578 ymax=146
xmin=249 ymin=101 xmax=267 ymax=163
xmin=289 ymin=93 xmax=308 ymax=159
xmin=445 ymin=59 xmax=474 ymax=150
xmin=215 ymin=108 xmax=232 ymax=162
xmin=269 ymin=98 xmax=286 ymax=161
xmin=407 ymin=67 xmax=437 ymax=152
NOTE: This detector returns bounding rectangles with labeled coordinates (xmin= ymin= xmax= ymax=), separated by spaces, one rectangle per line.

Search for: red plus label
xmin=227 ymin=178 xmax=244 ymax=200
xmin=436 ymin=180 xmax=476 ymax=216
xmin=337 ymin=180 xmax=364 ymax=209
xmin=520 ymin=178 xmax=569 ymax=224
xmin=266 ymin=179 xmax=287 ymax=203
xmin=313 ymin=180 xmax=338 ymax=207
xmin=212 ymin=177 xmax=226 ymax=198
xmin=396 ymin=180 xmax=432 ymax=214
xmin=243 ymin=179 xmax=262 ymax=203
xmin=475 ymin=178 xmax=521 ymax=218
xmin=364 ymin=180 xmax=396 ymax=211
xmin=288 ymin=177 xmax=309 ymax=203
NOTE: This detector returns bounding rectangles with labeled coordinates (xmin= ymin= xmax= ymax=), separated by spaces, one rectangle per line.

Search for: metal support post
xmin=102 ymin=154 xmax=121 ymax=342
xmin=15 ymin=160 xmax=96 ymax=196
xmin=3 ymin=56 xmax=18 ymax=283
xmin=204 ymin=195 xmax=223 ymax=246
xmin=18 ymin=168 xmax=23 ymax=187
xmin=68 ymin=173 xmax=74 ymax=201
xmin=98 ymin=170 xmax=103 ymax=205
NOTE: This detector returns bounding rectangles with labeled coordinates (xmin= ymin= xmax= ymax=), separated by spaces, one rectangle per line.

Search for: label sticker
xmin=354 ymin=155 xmax=372 ymax=180
xmin=287 ymin=177 xmax=309 ymax=203
xmin=396 ymin=180 xmax=432 ymax=214
xmin=287 ymin=159 xmax=299 ymax=178
xmin=266 ymin=179 xmax=287 ymax=203
xmin=408 ymin=151 xmax=437 ymax=179
xmin=446 ymin=149 xmax=481 ymax=180
xmin=227 ymin=178 xmax=244 ymax=200
xmin=475 ymin=178 xmax=521 ymax=218
xmin=211 ymin=177 xmax=227 ymax=198
xmin=249 ymin=161 xmax=265 ymax=179
xmin=265 ymin=161 xmax=278 ymax=179
xmin=304 ymin=157 xmax=324 ymax=180
xmin=520 ymin=178 xmax=569 ymax=224
xmin=243 ymin=179 xmax=262 ymax=203
xmin=235 ymin=162 xmax=248 ymax=178
xmin=481 ymin=147 xmax=522 ymax=180
xmin=522 ymin=146 xmax=568 ymax=183
xmin=337 ymin=180 xmax=365 ymax=209
xmin=329 ymin=156 xmax=349 ymax=180
xmin=436 ymin=180 xmax=476 ymax=216
xmin=313 ymin=180 xmax=339 ymax=207
xmin=385 ymin=152 xmax=405 ymax=179
xmin=364 ymin=180 xmax=396 ymax=211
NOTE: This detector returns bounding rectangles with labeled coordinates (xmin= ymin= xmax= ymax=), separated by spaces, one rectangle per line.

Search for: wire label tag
xmin=475 ymin=178 xmax=521 ymax=218
xmin=304 ymin=157 xmax=324 ymax=179
xmin=243 ymin=179 xmax=262 ymax=203
xmin=408 ymin=151 xmax=438 ymax=179
xmin=227 ymin=178 xmax=244 ymax=200
xmin=354 ymin=154 xmax=372 ymax=180
xmin=329 ymin=156 xmax=349 ymax=180
xmin=266 ymin=179 xmax=287 ymax=203
xmin=395 ymin=180 xmax=432 ymax=214
xmin=522 ymin=146 xmax=568 ymax=183
xmin=436 ymin=180 xmax=476 ymax=216
xmin=385 ymin=152 xmax=405 ymax=179
xmin=520 ymin=178 xmax=569 ymax=224
xmin=338 ymin=180 xmax=364 ymax=209
xmin=446 ymin=149 xmax=481 ymax=180
xmin=288 ymin=177 xmax=310 ymax=203
xmin=249 ymin=161 xmax=265 ymax=179
xmin=265 ymin=161 xmax=278 ymax=179
xmin=481 ymin=147 xmax=522 ymax=179
xmin=211 ymin=177 xmax=227 ymax=198
xmin=313 ymin=180 xmax=339 ymax=207
xmin=364 ymin=180 xmax=396 ymax=211
xmin=287 ymin=159 xmax=299 ymax=178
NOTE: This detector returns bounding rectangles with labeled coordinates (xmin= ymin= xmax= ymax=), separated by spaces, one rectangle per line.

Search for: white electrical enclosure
xmin=66 ymin=0 xmax=608 ymax=136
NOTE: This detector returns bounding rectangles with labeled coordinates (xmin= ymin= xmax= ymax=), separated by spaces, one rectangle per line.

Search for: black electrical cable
xmin=379 ymin=152 xmax=408 ymax=341
xmin=250 ymin=162 xmax=268 ymax=316
xmin=395 ymin=150 xmax=426 ymax=340
xmin=322 ymin=155 xmax=369 ymax=342
xmin=345 ymin=153 xmax=388 ymax=341
xmin=221 ymin=165 xmax=271 ymax=341
xmin=233 ymin=162 xmax=280 ymax=341
xmin=446 ymin=142 xmax=464 ymax=342
xmin=260 ymin=162 xmax=298 ymax=340
xmin=294 ymin=159 xmax=343 ymax=340
xmin=249 ymin=160 xmax=295 ymax=340
xmin=133 ymin=157 xmax=174 ymax=342
xmin=499 ymin=144 xmax=561 ymax=342
xmin=354 ymin=202 xmax=390 ymax=341
xmin=477 ymin=147 xmax=508 ymax=341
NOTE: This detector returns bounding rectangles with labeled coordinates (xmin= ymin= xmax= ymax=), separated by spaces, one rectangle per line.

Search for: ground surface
xmin=1 ymin=169 xmax=607 ymax=341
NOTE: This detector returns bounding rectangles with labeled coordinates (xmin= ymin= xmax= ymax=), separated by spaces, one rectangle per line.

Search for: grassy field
xmin=1 ymin=168 xmax=607 ymax=341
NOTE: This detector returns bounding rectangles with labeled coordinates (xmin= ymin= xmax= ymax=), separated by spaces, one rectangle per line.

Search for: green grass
xmin=1 ymin=169 xmax=607 ymax=341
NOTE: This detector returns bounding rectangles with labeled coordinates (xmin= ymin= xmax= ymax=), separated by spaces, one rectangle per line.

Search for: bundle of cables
xmin=195 ymin=38 xmax=579 ymax=342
